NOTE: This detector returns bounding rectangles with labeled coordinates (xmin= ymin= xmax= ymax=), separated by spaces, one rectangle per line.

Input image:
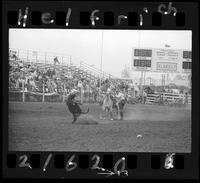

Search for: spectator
xmin=29 ymin=78 xmax=37 ymax=91
xmin=134 ymin=83 xmax=139 ymax=97
xmin=54 ymin=56 xmax=60 ymax=65
xmin=143 ymin=90 xmax=147 ymax=104
xmin=16 ymin=77 xmax=23 ymax=90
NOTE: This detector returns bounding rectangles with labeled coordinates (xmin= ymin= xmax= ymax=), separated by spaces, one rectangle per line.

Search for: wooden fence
xmin=146 ymin=92 xmax=191 ymax=105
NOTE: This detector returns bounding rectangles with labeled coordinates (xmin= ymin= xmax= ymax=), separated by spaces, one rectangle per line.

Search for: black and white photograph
xmin=8 ymin=29 xmax=192 ymax=152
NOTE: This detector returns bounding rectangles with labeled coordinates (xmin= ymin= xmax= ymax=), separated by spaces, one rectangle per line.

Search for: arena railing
xmin=146 ymin=92 xmax=191 ymax=106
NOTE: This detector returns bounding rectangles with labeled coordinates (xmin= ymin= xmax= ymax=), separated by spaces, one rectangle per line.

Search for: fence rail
xmin=9 ymin=90 xmax=99 ymax=103
xmin=146 ymin=92 xmax=191 ymax=105
xmin=9 ymin=48 xmax=71 ymax=65
xmin=9 ymin=89 xmax=191 ymax=108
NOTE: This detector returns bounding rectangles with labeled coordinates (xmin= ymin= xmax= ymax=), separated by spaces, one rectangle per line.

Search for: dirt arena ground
xmin=9 ymin=102 xmax=191 ymax=152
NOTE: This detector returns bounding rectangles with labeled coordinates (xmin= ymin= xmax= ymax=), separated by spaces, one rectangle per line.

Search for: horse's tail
xmin=81 ymin=107 xmax=89 ymax=114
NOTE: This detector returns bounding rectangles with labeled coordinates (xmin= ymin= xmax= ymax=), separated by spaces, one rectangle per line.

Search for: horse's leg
xmin=102 ymin=109 xmax=106 ymax=120
xmin=117 ymin=109 xmax=120 ymax=120
xmin=116 ymin=102 xmax=120 ymax=119
xmin=100 ymin=106 xmax=105 ymax=120
xmin=112 ymin=106 xmax=116 ymax=120
xmin=110 ymin=107 xmax=113 ymax=120
xmin=120 ymin=110 xmax=123 ymax=120
xmin=116 ymin=107 xmax=118 ymax=115
xmin=119 ymin=102 xmax=125 ymax=120
xmin=99 ymin=109 xmax=103 ymax=119
xmin=104 ymin=107 xmax=109 ymax=119
xmin=117 ymin=105 xmax=121 ymax=120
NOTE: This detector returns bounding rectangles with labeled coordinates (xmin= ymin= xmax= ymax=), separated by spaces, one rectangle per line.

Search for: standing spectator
xmin=143 ymin=90 xmax=147 ymax=104
xmin=29 ymin=78 xmax=37 ymax=91
xmin=93 ymin=87 xmax=98 ymax=103
xmin=125 ymin=82 xmax=129 ymax=93
xmin=54 ymin=56 xmax=60 ymax=65
xmin=16 ymin=77 xmax=23 ymax=90
xmin=128 ymin=81 xmax=134 ymax=97
xmin=134 ymin=83 xmax=139 ymax=97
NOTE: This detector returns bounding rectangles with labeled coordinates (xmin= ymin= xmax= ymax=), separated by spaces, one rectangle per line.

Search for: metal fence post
xmin=42 ymin=83 xmax=45 ymax=102
xmin=63 ymin=84 xmax=65 ymax=103
xmin=22 ymin=80 xmax=25 ymax=102
xmin=80 ymin=87 xmax=83 ymax=104
xmin=89 ymin=84 xmax=91 ymax=103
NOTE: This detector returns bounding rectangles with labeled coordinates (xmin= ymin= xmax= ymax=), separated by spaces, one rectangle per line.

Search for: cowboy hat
xmin=106 ymin=88 xmax=111 ymax=94
xmin=71 ymin=89 xmax=78 ymax=94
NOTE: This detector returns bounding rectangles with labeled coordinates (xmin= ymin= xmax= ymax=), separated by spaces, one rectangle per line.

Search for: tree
xmin=121 ymin=65 xmax=131 ymax=78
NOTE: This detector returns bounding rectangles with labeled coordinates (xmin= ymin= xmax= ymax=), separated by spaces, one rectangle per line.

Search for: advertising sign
xmin=132 ymin=48 xmax=192 ymax=73
xmin=152 ymin=49 xmax=182 ymax=73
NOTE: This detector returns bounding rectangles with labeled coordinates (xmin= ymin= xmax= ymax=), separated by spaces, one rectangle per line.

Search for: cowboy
xmin=115 ymin=89 xmax=126 ymax=120
xmin=115 ymin=89 xmax=125 ymax=106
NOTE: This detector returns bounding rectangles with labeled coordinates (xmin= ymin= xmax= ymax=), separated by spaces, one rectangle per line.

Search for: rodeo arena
xmin=9 ymin=48 xmax=192 ymax=152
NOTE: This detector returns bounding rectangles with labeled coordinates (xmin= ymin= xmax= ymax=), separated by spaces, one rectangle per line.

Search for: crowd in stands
xmin=9 ymin=50 xmax=191 ymax=104
xmin=9 ymin=53 xmax=138 ymax=100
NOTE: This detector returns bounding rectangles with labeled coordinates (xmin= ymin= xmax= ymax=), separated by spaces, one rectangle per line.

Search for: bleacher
xmin=9 ymin=48 xmax=115 ymax=83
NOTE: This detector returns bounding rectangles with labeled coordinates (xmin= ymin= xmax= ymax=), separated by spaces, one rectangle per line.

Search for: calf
xmin=66 ymin=93 xmax=89 ymax=124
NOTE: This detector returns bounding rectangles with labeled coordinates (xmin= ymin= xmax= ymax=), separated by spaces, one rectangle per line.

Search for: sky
xmin=9 ymin=29 xmax=192 ymax=84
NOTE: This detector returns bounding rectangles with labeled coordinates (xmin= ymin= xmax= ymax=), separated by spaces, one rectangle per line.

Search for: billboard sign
xmin=153 ymin=49 xmax=181 ymax=73
xmin=156 ymin=62 xmax=177 ymax=72
xmin=132 ymin=48 xmax=191 ymax=73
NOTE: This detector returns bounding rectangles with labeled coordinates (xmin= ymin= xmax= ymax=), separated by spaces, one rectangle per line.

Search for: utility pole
xmin=99 ymin=31 xmax=104 ymax=99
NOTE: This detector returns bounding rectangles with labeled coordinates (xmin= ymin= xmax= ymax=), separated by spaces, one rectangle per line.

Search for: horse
xmin=100 ymin=92 xmax=114 ymax=120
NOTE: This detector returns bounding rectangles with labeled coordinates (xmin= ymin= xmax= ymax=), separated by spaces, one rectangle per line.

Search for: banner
xmin=10 ymin=90 xmax=59 ymax=96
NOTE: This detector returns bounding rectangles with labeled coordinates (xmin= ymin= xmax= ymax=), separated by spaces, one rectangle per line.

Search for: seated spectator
xmin=16 ymin=77 xmax=23 ymax=90
xmin=29 ymin=78 xmax=37 ymax=91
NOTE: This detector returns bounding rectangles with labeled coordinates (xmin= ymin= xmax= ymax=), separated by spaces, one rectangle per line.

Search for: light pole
xmin=164 ymin=44 xmax=171 ymax=90
xmin=99 ymin=31 xmax=104 ymax=99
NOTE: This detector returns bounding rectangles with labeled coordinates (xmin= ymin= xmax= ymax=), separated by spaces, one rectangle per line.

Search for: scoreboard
xmin=132 ymin=48 xmax=191 ymax=73
xmin=182 ymin=51 xmax=192 ymax=73
xmin=133 ymin=49 xmax=152 ymax=71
